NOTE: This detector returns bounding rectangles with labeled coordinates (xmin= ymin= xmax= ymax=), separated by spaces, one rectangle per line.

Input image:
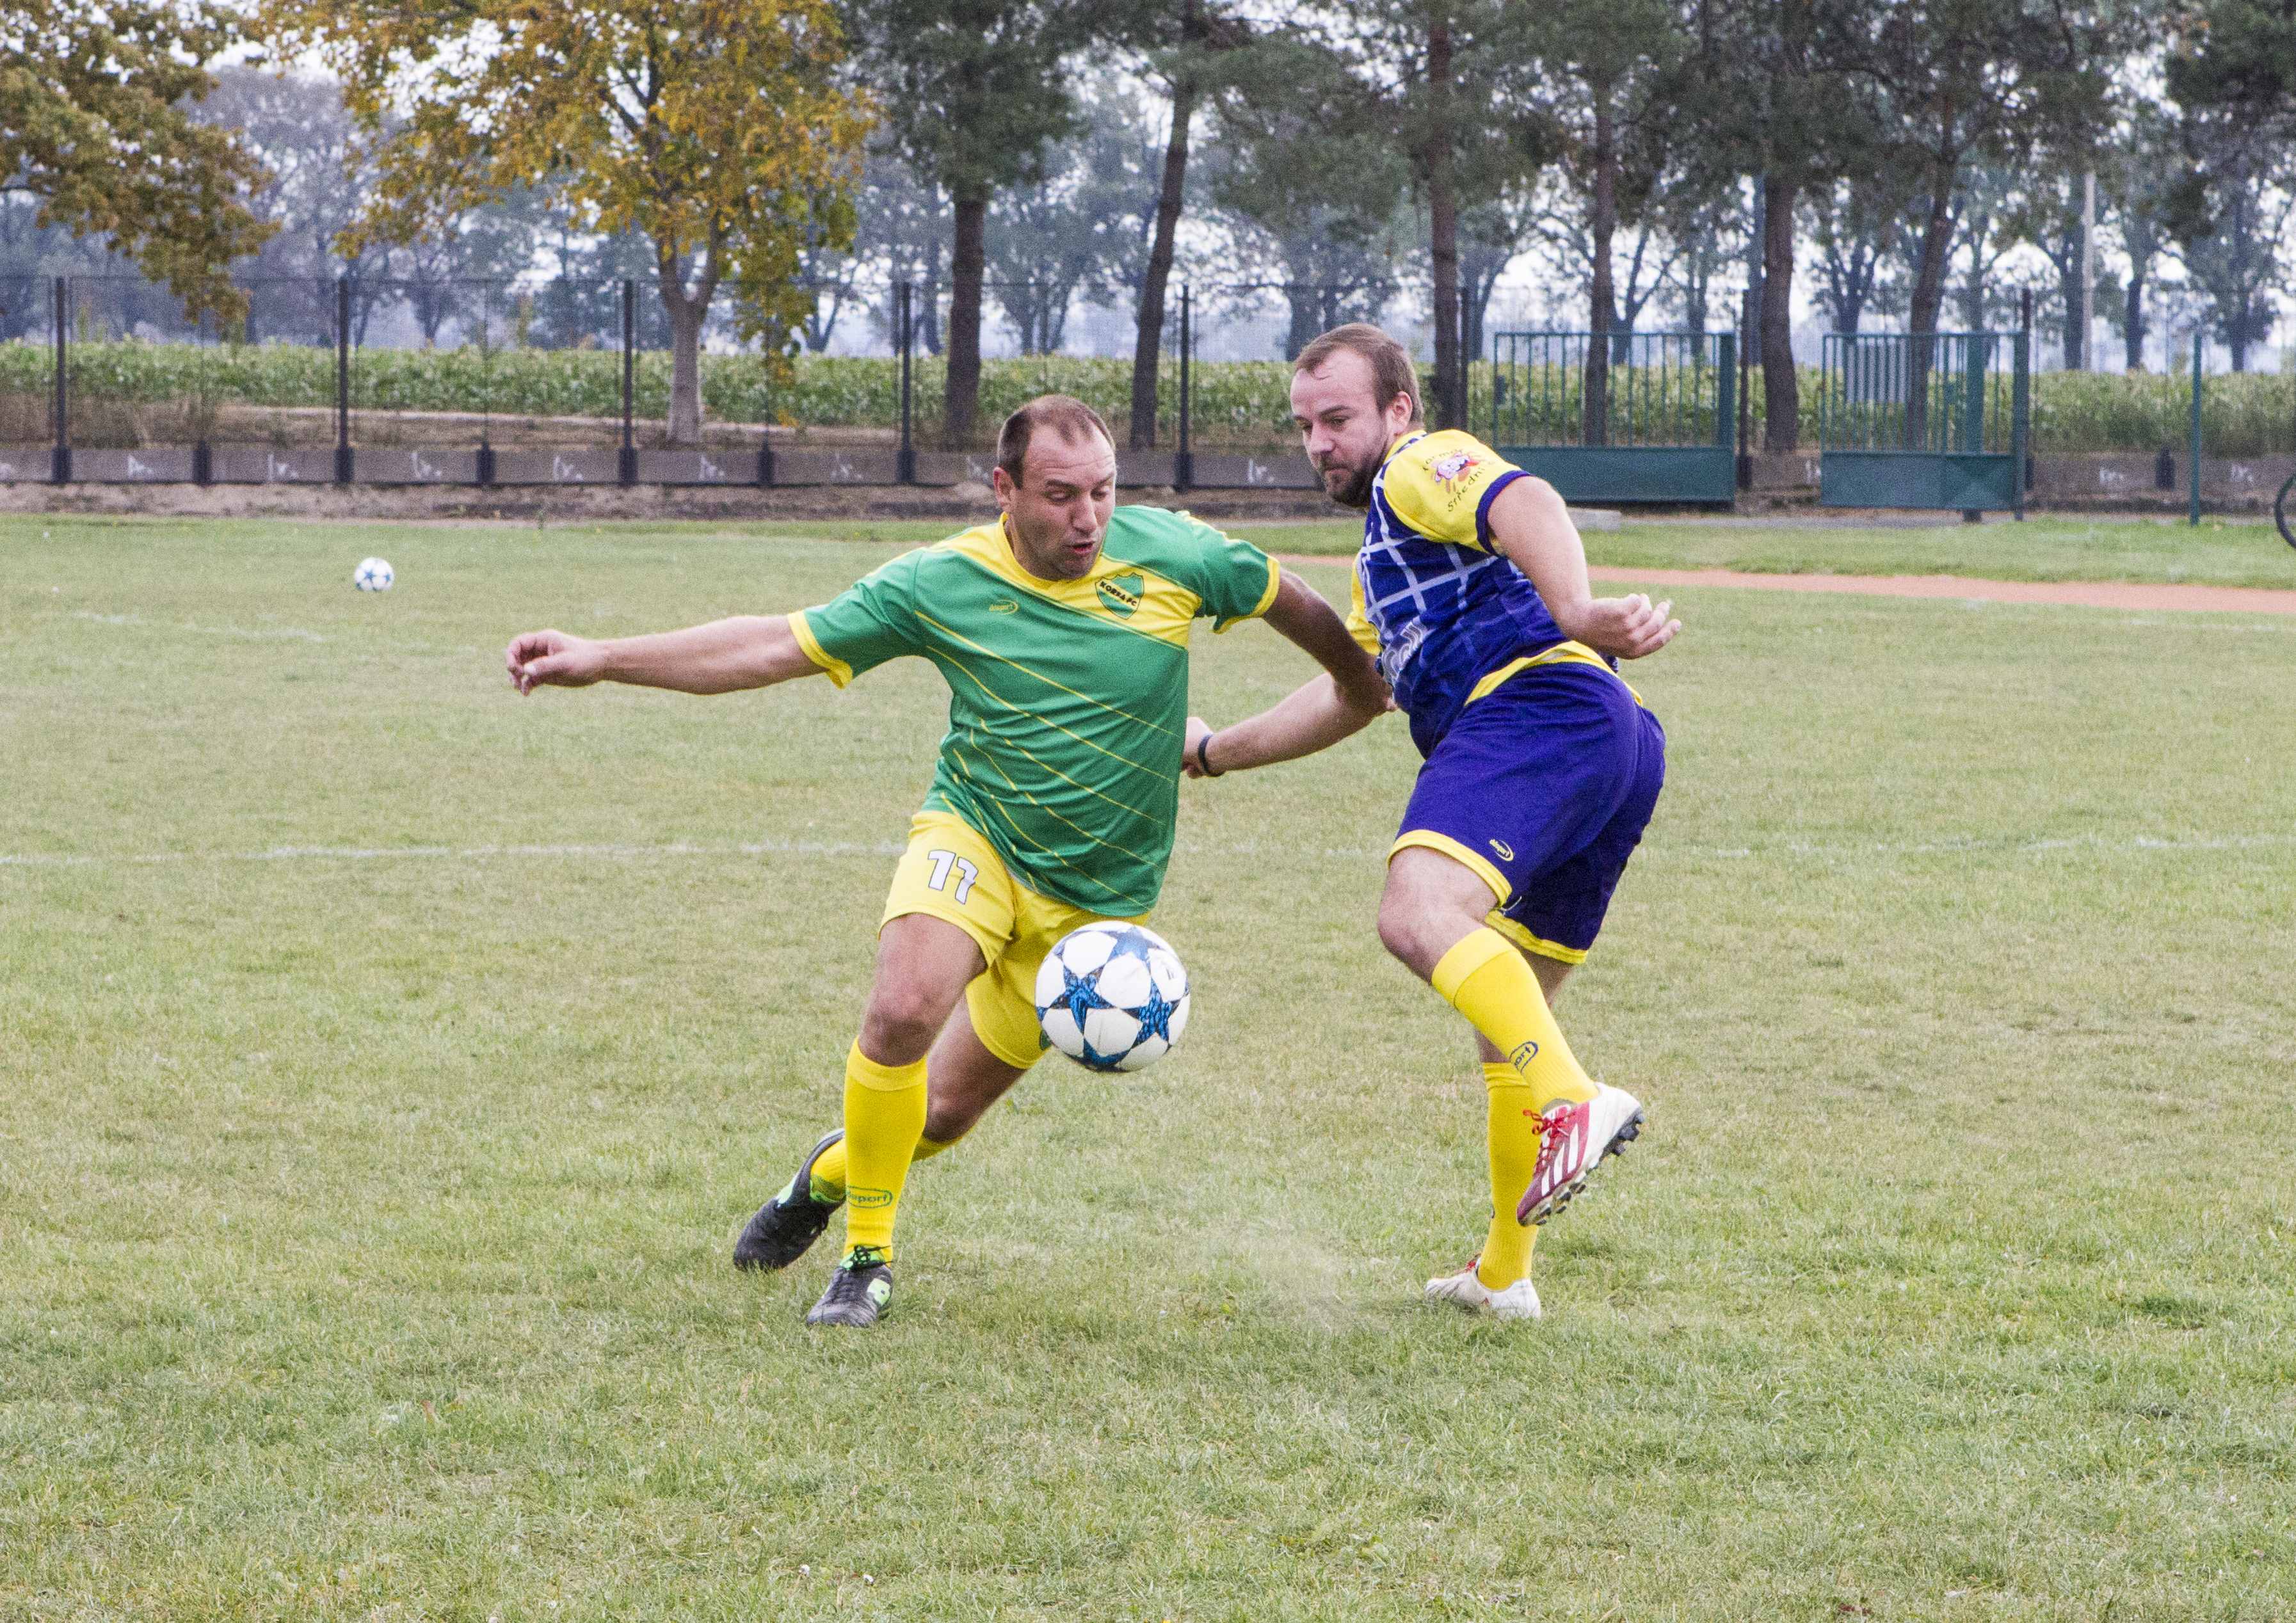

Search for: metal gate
xmin=1486 ymin=330 xmax=1736 ymax=506
xmin=1818 ymin=331 xmax=2028 ymax=513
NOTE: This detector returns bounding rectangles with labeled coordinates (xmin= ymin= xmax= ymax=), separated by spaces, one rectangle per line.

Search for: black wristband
xmin=1196 ymin=732 xmax=1224 ymax=778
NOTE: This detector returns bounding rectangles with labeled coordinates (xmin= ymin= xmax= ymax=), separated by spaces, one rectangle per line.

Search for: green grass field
xmin=4 ymin=515 xmax=2293 ymax=1620
xmin=581 ymin=512 xmax=2296 ymax=591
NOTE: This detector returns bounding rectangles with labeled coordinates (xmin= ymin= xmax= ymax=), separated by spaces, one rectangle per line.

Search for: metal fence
xmin=0 ymin=272 xmax=1358 ymax=492
xmin=1817 ymin=330 xmax=2029 ymax=513
xmin=1482 ymin=331 xmax=1737 ymax=505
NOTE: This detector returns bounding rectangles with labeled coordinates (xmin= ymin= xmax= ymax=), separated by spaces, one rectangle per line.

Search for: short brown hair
xmin=995 ymin=394 xmax=1116 ymax=483
xmin=1293 ymin=323 xmax=1424 ymax=427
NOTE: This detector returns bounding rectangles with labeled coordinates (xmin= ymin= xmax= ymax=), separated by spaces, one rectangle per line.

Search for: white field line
xmin=74 ymin=611 xmax=327 ymax=644
xmin=4 ymin=831 xmax=2293 ymax=872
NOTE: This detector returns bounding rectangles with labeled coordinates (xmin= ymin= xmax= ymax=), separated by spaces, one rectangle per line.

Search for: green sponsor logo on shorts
xmin=1096 ymin=571 xmax=1144 ymax=617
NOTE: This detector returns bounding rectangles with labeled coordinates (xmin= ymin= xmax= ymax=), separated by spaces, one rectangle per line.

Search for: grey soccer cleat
xmin=805 ymin=1248 xmax=893 ymax=1327
xmin=732 ymin=1130 xmax=844 ymax=1271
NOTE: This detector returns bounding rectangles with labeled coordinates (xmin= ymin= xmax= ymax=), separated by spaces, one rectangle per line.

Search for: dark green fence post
xmin=619 ymin=278 xmax=637 ymax=486
xmin=2189 ymin=331 xmax=2203 ymax=525
xmin=1736 ymin=291 xmax=1753 ymax=489
xmin=1715 ymin=331 xmax=1737 ymax=511
xmin=1957 ymin=335 xmax=1986 ymax=522
xmin=2012 ymin=323 xmax=2029 ymax=523
xmin=49 ymin=275 xmax=68 ymax=484
xmin=1175 ymin=285 xmax=1193 ymax=493
xmin=896 ymin=282 xmax=916 ymax=485
xmin=334 ymin=275 xmax=353 ymax=485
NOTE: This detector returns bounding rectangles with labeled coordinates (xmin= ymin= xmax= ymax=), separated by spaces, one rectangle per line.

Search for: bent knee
xmin=1375 ymin=898 xmax=1422 ymax=966
xmin=859 ymin=986 xmax=954 ymax=1063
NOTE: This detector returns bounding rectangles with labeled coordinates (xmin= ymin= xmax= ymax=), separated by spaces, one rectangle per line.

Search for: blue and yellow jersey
xmin=788 ymin=507 xmax=1280 ymax=916
xmin=1347 ymin=429 xmax=1609 ymax=755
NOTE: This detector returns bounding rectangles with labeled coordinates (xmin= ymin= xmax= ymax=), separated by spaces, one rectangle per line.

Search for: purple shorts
xmin=1393 ymin=660 xmax=1665 ymax=962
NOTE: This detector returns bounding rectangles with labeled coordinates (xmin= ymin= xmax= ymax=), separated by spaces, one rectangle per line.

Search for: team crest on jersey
xmin=1429 ymin=450 xmax=1481 ymax=483
xmin=1095 ymin=571 xmax=1144 ymax=617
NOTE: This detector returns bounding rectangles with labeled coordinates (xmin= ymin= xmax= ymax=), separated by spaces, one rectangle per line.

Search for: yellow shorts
xmin=879 ymin=810 xmax=1147 ymax=1071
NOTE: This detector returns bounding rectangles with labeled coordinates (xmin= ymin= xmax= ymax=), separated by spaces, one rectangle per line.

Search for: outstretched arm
xmin=1484 ymin=476 xmax=1679 ymax=660
xmin=505 ymin=615 xmax=821 ymax=696
xmin=1183 ymin=568 xmax=1390 ymax=778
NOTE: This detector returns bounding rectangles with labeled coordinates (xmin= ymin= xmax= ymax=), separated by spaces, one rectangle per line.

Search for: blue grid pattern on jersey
xmin=1357 ymin=450 xmax=1511 ymax=703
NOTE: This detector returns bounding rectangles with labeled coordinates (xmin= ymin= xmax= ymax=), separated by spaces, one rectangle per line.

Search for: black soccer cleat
xmin=805 ymin=1247 xmax=893 ymax=1328
xmin=732 ymin=1130 xmax=844 ymax=1272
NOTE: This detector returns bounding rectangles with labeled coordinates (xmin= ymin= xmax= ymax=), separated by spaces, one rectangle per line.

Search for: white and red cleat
xmin=1424 ymin=1256 xmax=1543 ymax=1320
xmin=1516 ymin=1083 xmax=1644 ymax=1226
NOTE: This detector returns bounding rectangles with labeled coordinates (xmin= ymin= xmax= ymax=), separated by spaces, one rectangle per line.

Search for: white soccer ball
xmin=1034 ymin=922 xmax=1191 ymax=1073
xmin=353 ymin=557 xmax=394 ymax=591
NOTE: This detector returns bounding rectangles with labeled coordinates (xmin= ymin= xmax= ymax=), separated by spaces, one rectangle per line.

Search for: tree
xmin=271 ymin=0 xmax=870 ymax=444
xmin=1 ymin=1 xmax=272 ymax=318
xmin=846 ymin=0 xmax=1103 ymax=442
xmin=1691 ymin=0 xmax=1872 ymax=452
xmin=1512 ymin=0 xmax=1690 ymax=444
xmin=1653 ymin=179 xmax=1745 ymax=337
xmin=986 ymin=81 xmax=1159 ymax=353
xmin=1204 ymin=96 xmax=1415 ymax=358
xmin=1806 ymin=176 xmax=1899 ymax=333
xmin=1529 ymin=168 xmax=1681 ymax=340
xmin=2169 ymin=142 xmax=2290 ymax=371
xmin=1836 ymin=0 xmax=2121 ymax=438
xmin=2101 ymin=108 xmax=2187 ymax=370
xmin=1458 ymin=186 xmax=1541 ymax=358
xmin=189 ymin=68 xmax=398 ymax=344
xmin=849 ymin=151 xmax=951 ymax=354
xmin=1948 ymin=161 xmax=2022 ymax=332
xmin=1121 ymin=0 xmax=1256 ymax=449
xmin=1333 ymin=1 xmax=1541 ymax=428
xmin=2163 ymin=0 xmax=2296 ymax=372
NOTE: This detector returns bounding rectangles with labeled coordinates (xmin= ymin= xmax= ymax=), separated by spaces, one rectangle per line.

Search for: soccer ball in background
xmin=353 ymin=557 xmax=394 ymax=591
xmin=1034 ymin=923 xmax=1191 ymax=1073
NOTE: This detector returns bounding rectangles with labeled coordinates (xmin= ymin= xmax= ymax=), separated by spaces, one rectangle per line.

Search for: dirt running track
xmin=1280 ymin=555 xmax=2296 ymax=616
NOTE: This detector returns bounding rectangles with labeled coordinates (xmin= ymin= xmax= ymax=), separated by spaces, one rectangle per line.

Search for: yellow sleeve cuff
xmin=786 ymin=609 xmax=853 ymax=687
xmin=1214 ymin=555 xmax=1283 ymax=633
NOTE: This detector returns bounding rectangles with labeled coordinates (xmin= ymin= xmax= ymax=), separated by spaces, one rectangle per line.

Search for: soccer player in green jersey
xmin=505 ymin=396 xmax=1386 ymax=1327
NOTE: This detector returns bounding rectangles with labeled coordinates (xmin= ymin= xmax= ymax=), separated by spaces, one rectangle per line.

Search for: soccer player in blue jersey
xmin=1183 ymin=324 xmax=1678 ymax=1321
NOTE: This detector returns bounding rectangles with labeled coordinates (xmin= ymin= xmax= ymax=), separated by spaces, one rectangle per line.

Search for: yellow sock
xmin=839 ymin=1043 xmax=927 ymax=1261
xmin=1430 ymin=929 xmax=1596 ymax=1110
xmin=807 ymin=1131 xmax=954 ymax=1203
xmin=1476 ymin=1062 xmax=1543 ymax=1288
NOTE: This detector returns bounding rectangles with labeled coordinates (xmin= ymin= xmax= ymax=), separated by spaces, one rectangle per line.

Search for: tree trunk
xmin=1426 ymin=12 xmax=1462 ymax=430
xmin=1285 ymin=290 xmax=1316 ymax=361
xmin=1746 ymin=173 xmax=1766 ymax=369
xmin=920 ymin=236 xmax=944 ymax=355
xmin=1129 ymin=68 xmax=1196 ymax=451
xmin=944 ymin=188 xmax=988 ymax=445
xmin=656 ymin=240 xmax=720 ymax=447
xmin=1905 ymin=169 xmax=1956 ymax=452
xmin=1761 ymin=172 xmax=1798 ymax=454
xmin=1582 ymin=82 xmax=1616 ymax=448
xmin=2124 ymin=267 xmax=2147 ymax=370
xmin=664 ymin=295 xmax=704 ymax=445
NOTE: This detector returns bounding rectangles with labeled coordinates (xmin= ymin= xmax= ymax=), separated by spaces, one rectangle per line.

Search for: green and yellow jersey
xmin=789 ymin=507 xmax=1280 ymax=916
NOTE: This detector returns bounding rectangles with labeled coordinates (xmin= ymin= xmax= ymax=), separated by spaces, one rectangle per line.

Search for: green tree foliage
xmin=268 ymin=0 xmax=871 ymax=445
xmin=0 ymin=1 xmax=272 ymax=319
xmin=1692 ymin=0 xmax=1876 ymax=450
xmin=1203 ymin=49 xmax=1417 ymax=360
xmin=2164 ymin=0 xmax=2296 ymax=372
xmin=845 ymin=0 xmax=1105 ymax=442
xmin=987 ymin=81 xmax=1160 ymax=354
